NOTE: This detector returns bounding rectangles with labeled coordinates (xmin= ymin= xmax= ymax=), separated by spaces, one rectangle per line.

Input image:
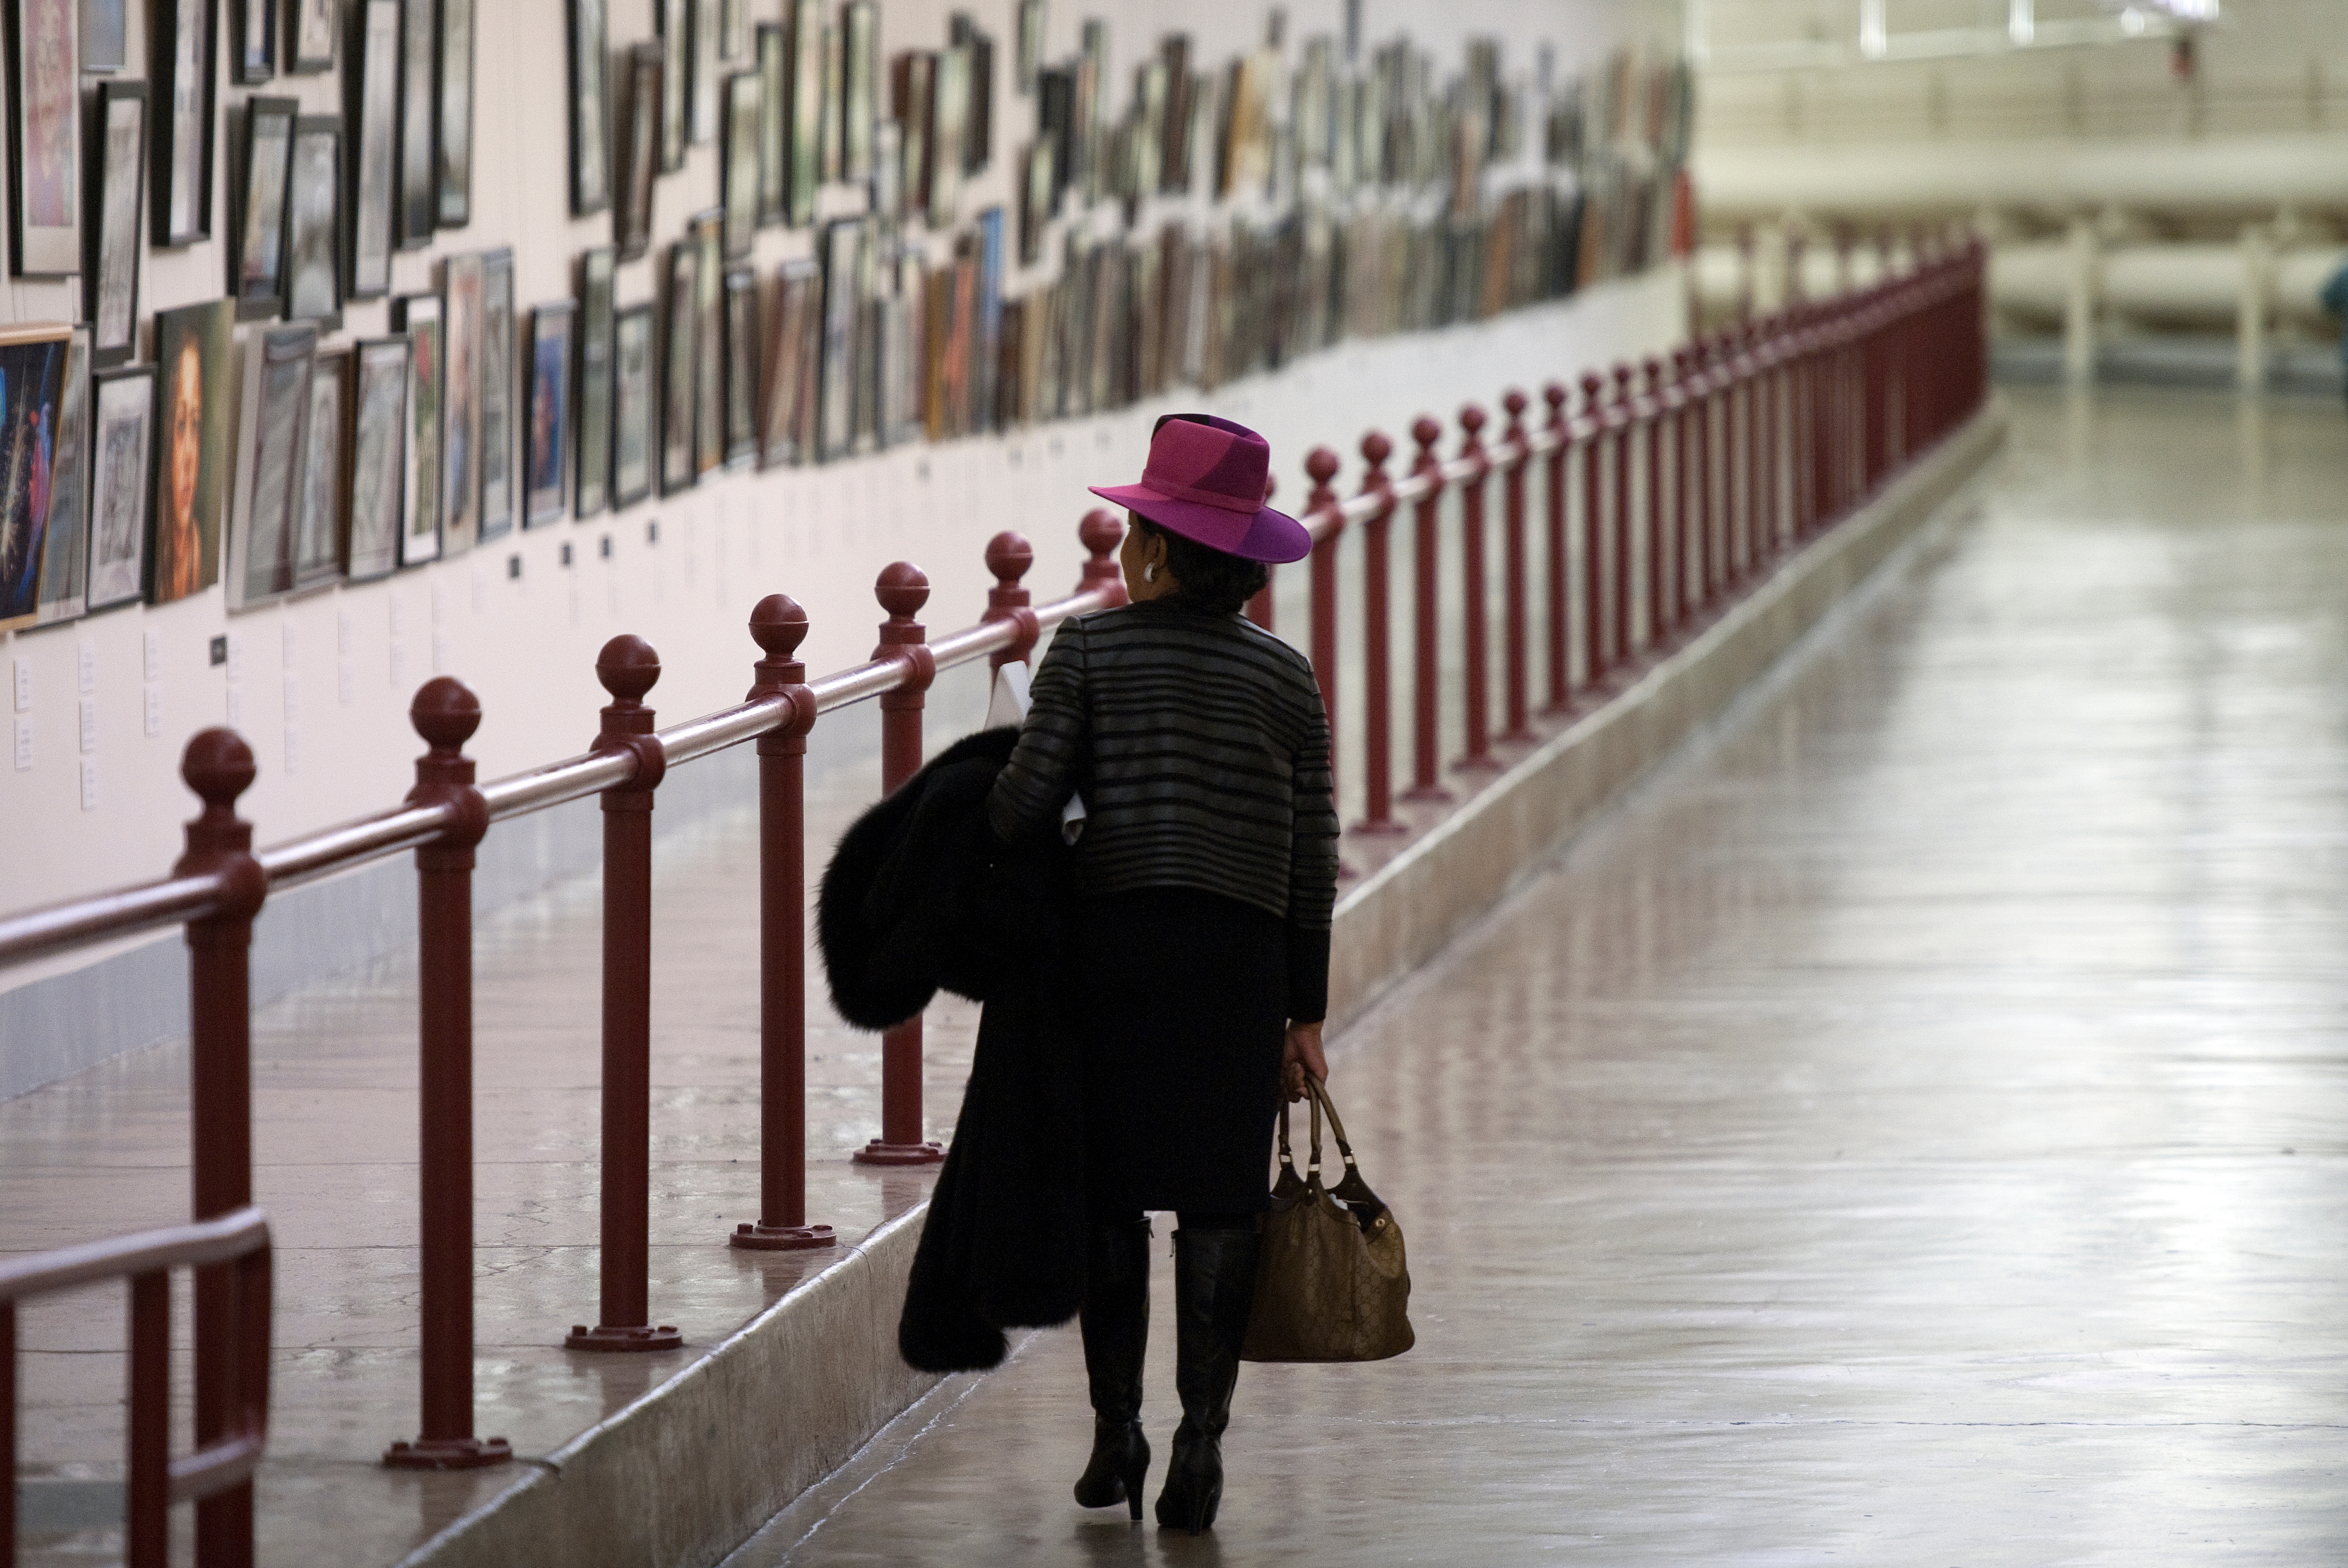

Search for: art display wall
xmin=1 ymin=0 xmax=1687 ymax=927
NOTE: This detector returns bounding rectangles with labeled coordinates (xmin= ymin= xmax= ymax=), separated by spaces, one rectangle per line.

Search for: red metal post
xmin=982 ymin=531 xmax=1042 ymax=671
xmin=173 ymin=727 xmax=265 ymax=1568
xmin=1304 ymin=448 xmax=1342 ymax=765
xmin=1352 ymin=431 xmax=1406 ymax=834
xmin=1539 ymin=383 xmax=1571 ymax=714
xmin=856 ymin=565 xmax=945 ymax=1165
xmin=1670 ymin=348 xmax=1697 ymax=628
xmin=1078 ymin=507 xmax=1128 ymax=604
xmin=1608 ymin=363 xmax=1635 ymax=662
xmin=567 ymin=636 xmax=682 ymax=1352
xmin=1579 ymin=373 xmax=1607 ymax=690
xmin=1453 ymin=404 xmax=1499 ymax=772
xmin=1642 ymin=359 xmax=1669 ymax=646
xmin=385 ymin=679 xmax=513 ymax=1462
xmin=127 ymin=1270 xmax=168 ymax=1567
xmin=1 ymin=1301 xmax=12 ymax=1561
xmin=1402 ymin=416 xmax=1451 ymax=803
xmin=1696 ymin=342 xmax=1722 ymax=608
xmin=1497 ymin=390 xmax=1533 ymax=742
xmin=731 ymin=595 xmax=836 ymax=1252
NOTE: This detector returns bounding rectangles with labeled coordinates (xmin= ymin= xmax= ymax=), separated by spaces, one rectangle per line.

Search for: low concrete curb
xmin=399 ymin=404 xmax=2006 ymax=1568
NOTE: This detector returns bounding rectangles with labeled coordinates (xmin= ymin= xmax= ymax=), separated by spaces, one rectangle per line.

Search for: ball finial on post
xmin=984 ymin=531 xmax=1033 ymax=589
xmin=410 ymin=677 xmax=483 ymax=756
xmin=1543 ymin=381 xmax=1568 ymax=423
xmin=749 ymin=593 xmax=810 ymax=662
xmin=876 ymin=561 xmax=930 ymax=622
xmin=1305 ymin=445 xmax=1340 ymax=488
xmin=1078 ymin=508 xmax=1125 ymax=601
xmin=1459 ymin=403 xmax=1486 ymax=439
xmin=181 ymin=727 xmax=258 ymax=815
xmin=596 ymin=635 xmax=661 ymax=705
xmin=1361 ymin=429 xmax=1392 ymax=471
xmin=1580 ymin=372 xmax=1606 ymax=414
xmin=1411 ymin=415 xmax=1442 ymax=456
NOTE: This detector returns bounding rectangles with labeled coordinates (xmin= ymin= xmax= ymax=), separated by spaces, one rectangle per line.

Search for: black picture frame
xmin=232 ymin=0 xmax=274 ymax=84
xmin=477 ymin=247 xmax=516 ymax=542
xmin=610 ymin=301 xmax=654 ymax=510
xmin=85 ymin=81 xmax=147 ymax=368
xmin=690 ymin=0 xmax=719 ymax=146
xmin=84 ymin=363 xmax=156 ymax=614
xmin=525 ymin=302 xmax=573 ymax=528
xmin=438 ymin=252 xmax=481 ymax=556
xmin=783 ymin=0 xmax=821 ymax=225
xmin=841 ymin=0 xmax=876 ymax=182
xmin=395 ymin=0 xmax=435 ymax=247
xmin=283 ymin=114 xmax=343 ymax=330
xmin=575 ymin=245 xmax=614 ymax=519
xmin=345 ymin=335 xmax=411 ymax=581
xmin=392 ymin=291 xmax=443 ymax=564
xmin=292 ymin=345 xmax=348 ymax=591
xmin=346 ymin=0 xmax=400 ymax=300
xmin=660 ymin=239 xmax=698 ymax=496
xmin=721 ymin=265 xmax=758 ymax=470
xmin=721 ymin=70 xmax=762 ymax=259
xmin=616 ymin=40 xmax=661 ymax=260
xmin=286 ymin=0 xmax=335 ymax=73
xmin=7 ymin=0 xmax=83 ymax=278
xmin=225 ymin=321 xmax=317 ymax=610
xmin=569 ymin=0 xmax=610 ymax=217
xmin=152 ymin=0 xmax=218 ymax=246
xmin=693 ymin=209 xmax=724 ymax=478
xmin=655 ymin=0 xmax=687 ymax=173
xmin=436 ymin=0 xmax=474 ymax=227
xmin=232 ymin=96 xmax=297 ymax=323
xmin=755 ymin=22 xmax=786 ymax=227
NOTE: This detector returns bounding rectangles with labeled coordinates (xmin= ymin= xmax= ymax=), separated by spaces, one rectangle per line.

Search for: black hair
xmin=1131 ymin=513 xmax=1271 ymax=618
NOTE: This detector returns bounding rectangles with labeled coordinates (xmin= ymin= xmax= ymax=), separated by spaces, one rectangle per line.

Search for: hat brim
xmin=1087 ymin=484 xmax=1313 ymax=564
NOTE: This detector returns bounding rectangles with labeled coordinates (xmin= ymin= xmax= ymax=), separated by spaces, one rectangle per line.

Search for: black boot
xmin=1073 ymin=1218 xmax=1152 ymax=1517
xmin=1154 ymin=1226 xmax=1260 ymax=1534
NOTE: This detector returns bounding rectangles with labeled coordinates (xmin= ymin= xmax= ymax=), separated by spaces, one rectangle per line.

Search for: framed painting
xmin=346 ymin=336 xmax=409 ymax=581
xmin=7 ymin=0 xmax=82 ymax=276
xmin=224 ymin=322 xmax=317 ymax=611
xmin=721 ymin=266 xmax=757 ymax=469
xmin=0 ymin=326 xmax=68 ymax=629
xmin=396 ymin=0 xmax=434 ymax=246
xmin=437 ymin=0 xmax=474 ymax=226
xmin=292 ymin=345 xmax=347 ymax=591
xmin=85 ymin=82 xmax=146 ymax=367
xmin=817 ymin=19 xmax=838 ymax=182
xmin=841 ymin=0 xmax=875 ymax=181
xmin=347 ymin=0 xmax=399 ymax=299
xmin=755 ymin=23 xmax=785 ymax=225
xmin=610 ymin=303 xmax=653 ymax=509
xmin=84 ymin=364 xmax=155 ymax=613
xmin=1015 ymin=0 xmax=1043 ymax=94
xmin=81 ymin=0 xmax=125 ymax=72
xmin=783 ymin=0 xmax=821 ymax=224
xmin=721 ymin=70 xmax=762 ymax=259
xmin=392 ymin=292 xmax=443 ymax=564
xmin=525 ymin=303 xmax=572 ymax=527
xmin=759 ymin=256 xmax=817 ymax=467
xmin=575 ymin=246 xmax=614 ymax=518
xmin=616 ymin=40 xmax=661 ymax=259
xmin=660 ymin=240 xmax=697 ymax=495
xmin=148 ymin=300 xmax=234 ymax=603
xmin=815 ymin=217 xmax=862 ymax=461
xmin=287 ymin=0 xmax=333 ymax=72
xmin=570 ymin=0 xmax=610 ymax=216
xmin=32 ymin=327 xmax=91 ymax=625
xmin=929 ymin=45 xmax=968 ymax=230
xmin=693 ymin=211 xmax=723 ymax=477
xmin=477 ymin=247 xmax=516 ymax=542
xmin=655 ymin=0 xmax=687 ymax=172
xmin=690 ymin=0 xmax=718 ymax=145
xmin=439 ymin=252 xmax=482 ymax=556
xmin=284 ymin=116 xmax=342 ymax=329
xmin=232 ymin=0 xmax=273 ymax=82
xmin=151 ymin=0 xmax=217 ymax=246
xmin=232 ymin=96 xmax=297 ymax=321
xmin=720 ymin=0 xmax=744 ymax=58
xmin=893 ymin=52 xmax=932 ymax=221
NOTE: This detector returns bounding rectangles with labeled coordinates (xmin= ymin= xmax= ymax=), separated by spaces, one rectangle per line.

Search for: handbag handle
xmin=1271 ymin=1082 xmax=1330 ymax=1176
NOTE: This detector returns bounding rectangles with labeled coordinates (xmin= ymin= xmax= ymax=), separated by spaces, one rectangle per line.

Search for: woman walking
xmin=987 ymin=412 xmax=1338 ymax=1533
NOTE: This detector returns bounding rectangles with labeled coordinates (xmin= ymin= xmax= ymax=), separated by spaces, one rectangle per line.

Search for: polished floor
xmin=720 ymin=388 xmax=2348 ymax=1566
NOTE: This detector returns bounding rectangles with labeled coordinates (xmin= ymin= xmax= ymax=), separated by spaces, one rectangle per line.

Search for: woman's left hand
xmin=1281 ymin=1021 xmax=1327 ymax=1103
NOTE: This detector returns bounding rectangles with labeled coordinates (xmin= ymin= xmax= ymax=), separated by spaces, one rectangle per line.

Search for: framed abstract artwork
xmin=81 ymin=0 xmax=125 ymax=72
xmin=7 ymin=0 xmax=83 ymax=276
xmin=392 ymin=292 xmax=443 ymax=564
xmin=0 ymin=325 xmax=70 ymax=630
xmin=693 ymin=211 xmax=724 ymax=478
xmin=32 ymin=328 xmax=91 ymax=625
xmin=783 ymin=0 xmax=821 ymax=224
xmin=84 ymin=364 xmax=156 ymax=613
xmin=85 ymin=82 xmax=146 ymax=366
xmin=690 ymin=0 xmax=719 ymax=146
xmin=758 ymin=256 xmax=817 ymax=468
xmin=150 ymin=0 xmax=217 ymax=247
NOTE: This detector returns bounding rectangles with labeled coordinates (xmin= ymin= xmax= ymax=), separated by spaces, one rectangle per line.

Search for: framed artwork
xmin=930 ymin=45 xmax=969 ymax=230
xmin=0 ymin=326 xmax=69 ymax=629
xmin=721 ymin=266 xmax=757 ymax=469
xmin=616 ymin=41 xmax=661 ymax=259
xmin=151 ymin=0 xmax=217 ymax=246
xmin=439 ymin=253 xmax=482 ymax=556
xmin=783 ymin=0 xmax=821 ymax=224
xmin=396 ymin=0 xmax=434 ymax=247
xmin=893 ymin=52 xmax=931 ymax=220
xmin=148 ymin=301 xmax=233 ymax=603
xmin=224 ymin=323 xmax=316 ymax=611
xmin=655 ymin=0 xmax=687 ymax=172
xmin=477 ymin=247 xmax=516 ymax=542
xmin=610 ymin=303 xmax=653 ymax=509
xmin=756 ymin=23 xmax=785 ymax=225
xmin=86 ymin=83 xmax=146 ymax=367
xmin=721 ymin=71 xmax=762 ymax=259
xmin=693 ymin=211 xmax=723 ymax=477
xmin=346 ymin=337 xmax=410 ymax=581
xmin=570 ymin=0 xmax=610 ymax=216
xmin=84 ymin=365 xmax=155 ymax=613
xmin=7 ymin=0 xmax=82 ymax=277
xmin=347 ymin=0 xmax=399 ymax=300
xmin=817 ymin=19 xmax=838 ymax=182
xmin=232 ymin=0 xmax=273 ymax=82
xmin=292 ymin=346 xmax=347 ymax=590
xmin=841 ymin=0 xmax=876 ymax=181
xmin=720 ymin=0 xmax=745 ymax=58
xmin=391 ymin=292 xmax=443 ymax=564
xmin=437 ymin=0 xmax=474 ymax=226
xmin=869 ymin=118 xmax=900 ymax=225
xmin=32 ymin=328 xmax=91 ymax=625
xmin=957 ymin=19 xmax=992 ymax=173
xmin=816 ymin=217 xmax=862 ymax=461
xmin=575 ymin=246 xmax=614 ymax=518
xmin=81 ymin=0 xmax=125 ymax=72
xmin=288 ymin=0 xmax=333 ymax=72
xmin=1019 ymin=141 xmax=1049 ymax=265
xmin=284 ymin=116 xmax=342 ymax=329
xmin=1015 ymin=0 xmax=1043 ymax=94
xmin=759 ymin=258 xmax=817 ymax=466
xmin=690 ymin=0 xmax=718 ymax=145
xmin=232 ymin=96 xmax=296 ymax=321
xmin=525 ymin=303 xmax=572 ymax=526
xmin=659 ymin=240 xmax=697 ymax=495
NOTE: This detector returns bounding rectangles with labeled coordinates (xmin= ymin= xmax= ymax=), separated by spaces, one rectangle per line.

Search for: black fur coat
xmin=816 ymin=726 xmax=1087 ymax=1372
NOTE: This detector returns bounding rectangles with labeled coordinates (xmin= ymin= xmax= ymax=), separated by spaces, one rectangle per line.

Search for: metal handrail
xmin=0 ymin=1206 xmax=269 ymax=1300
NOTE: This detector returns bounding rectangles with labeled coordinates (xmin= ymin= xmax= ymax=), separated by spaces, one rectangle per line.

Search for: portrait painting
xmin=0 ymin=326 xmax=69 ymax=630
xmin=570 ymin=0 xmax=609 ymax=216
xmin=759 ymin=257 xmax=817 ymax=467
xmin=232 ymin=0 xmax=272 ymax=82
xmin=87 ymin=83 xmax=146 ymax=366
xmin=152 ymin=0 xmax=215 ymax=246
xmin=655 ymin=0 xmax=687 ymax=171
xmin=292 ymin=347 xmax=346 ymax=590
xmin=617 ymin=40 xmax=661 ymax=259
xmin=147 ymin=300 xmax=234 ymax=605
xmin=437 ymin=0 xmax=474 ymax=226
xmin=348 ymin=0 xmax=400 ymax=298
xmin=477 ymin=248 xmax=516 ymax=542
xmin=8 ymin=0 xmax=82 ymax=276
xmin=81 ymin=0 xmax=125 ymax=72
xmin=660 ymin=242 xmax=697 ymax=495
xmin=439 ymin=253 xmax=482 ymax=556
xmin=284 ymin=116 xmax=342 ymax=327
xmin=525 ymin=304 xmax=572 ymax=527
xmin=722 ymin=267 xmax=758 ymax=469
xmin=722 ymin=71 xmax=762 ymax=258
xmin=397 ymin=0 xmax=434 ymax=245
xmin=392 ymin=292 xmax=443 ymax=564
xmin=783 ymin=0 xmax=821 ymax=224
xmin=226 ymin=322 xmax=316 ymax=610
xmin=84 ymin=365 xmax=154 ymax=613
xmin=289 ymin=0 xmax=333 ymax=72
xmin=693 ymin=212 xmax=724 ymax=477
xmin=32 ymin=328 xmax=89 ymax=624
xmin=346 ymin=337 xmax=409 ymax=581
xmin=575 ymin=247 xmax=614 ymax=518
xmin=756 ymin=24 xmax=786 ymax=225
xmin=611 ymin=302 xmax=653 ymax=508
xmin=233 ymin=96 xmax=297 ymax=320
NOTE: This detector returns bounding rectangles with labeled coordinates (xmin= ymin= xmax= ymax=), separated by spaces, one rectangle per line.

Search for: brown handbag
xmin=1240 ymin=1078 xmax=1415 ymax=1363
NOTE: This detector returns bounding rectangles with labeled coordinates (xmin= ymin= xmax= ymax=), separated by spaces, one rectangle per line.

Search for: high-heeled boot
xmin=1072 ymin=1218 xmax=1152 ymax=1517
xmin=1154 ymin=1226 xmax=1261 ymax=1534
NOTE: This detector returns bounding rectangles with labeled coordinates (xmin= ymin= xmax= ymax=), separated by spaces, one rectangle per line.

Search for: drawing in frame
xmin=7 ymin=0 xmax=82 ymax=277
xmin=32 ymin=327 xmax=91 ymax=625
xmin=395 ymin=0 xmax=434 ymax=246
xmin=439 ymin=252 xmax=483 ymax=557
xmin=151 ymin=0 xmax=217 ymax=247
xmin=347 ymin=0 xmax=399 ymax=300
xmin=231 ymin=96 xmax=297 ymax=321
xmin=575 ymin=245 xmax=615 ymax=518
xmin=224 ymin=321 xmax=317 ymax=611
xmin=149 ymin=300 xmax=233 ymax=603
xmin=437 ymin=0 xmax=474 ymax=226
xmin=284 ymin=116 xmax=342 ymax=329
xmin=82 ymin=0 xmax=125 ymax=72
xmin=610 ymin=302 xmax=654 ymax=509
xmin=84 ymin=363 xmax=155 ymax=613
xmin=292 ymin=344 xmax=348 ymax=591
xmin=693 ymin=211 xmax=724 ymax=477
xmin=690 ymin=0 xmax=719 ymax=145
xmin=570 ymin=0 xmax=610 ymax=217
xmin=0 ymin=325 xmax=69 ymax=629
xmin=232 ymin=0 xmax=273 ymax=82
xmin=758 ymin=258 xmax=815 ymax=466
xmin=721 ymin=265 xmax=757 ymax=469
xmin=660 ymin=239 xmax=698 ymax=495
xmin=525 ymin=303 xmax=572 ymax=527
xmin=346 ymin=336 xmax=409 ymax=581
xmin=392 ymin=292 xmax=443 ymax=564
xmin=477 ymin=247 xmax=516 ymax=542
xmin=756 ymin=23 xmax=786 ymax=225
xmin=288 ymin=0 xmax=333 ymax=72
xmin=783 ymin=0 xmax=821 ymax=225
xmin=816 ymin=217 xmax=862 ymax=461
xmin=655 ymin=0 xmax=687 ymax=172
xmin=616 ymin=41 xmax=661 ymax=260
xmin=86 ymin=82 xmax=146 ymax=368
xmin=841 ymin=0 xmax=876 ymax=181
xmin=722 ymin=70 xmax=762 ymax=259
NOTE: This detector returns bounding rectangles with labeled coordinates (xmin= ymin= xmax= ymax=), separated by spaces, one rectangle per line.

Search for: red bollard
xmin=385 ymin=679 xmax=513 ymax=1464
xmin=855 ymin=565 xmax=944 ymax=1167
xmin=1608 ymin=363 xmax=1635 ymax=664
xmin=731 ymin=596 xmax=836 ymax=1252
xmin=1401 ymin=416 xmax=1451 ymax=803
xmin=1578 ymin=373 xmax=1607 ymax=690
xmin=1303 ymin=448 xmax=1342 ymax=766
xmin=173 ymin=728 xmax=267 ymax=1564
xmin=1671 ymin=348 xmax=1699 ymax=627
xmin=1352 ymin=431 xmax=1406 ymax=834
xmin=1642 ymin=359 xmax=1669 ymax=647
xmin=1539 ymin=383 xmax=1572 ymax=715
xmin=983 ymin=532 xmax=1042 ymax=670
xmin=1079 ymin=507 xmax=1128 ymax=603
xmin=1497 ymin=390 xmax=1534 ymax=742
xmin=569 ymin=635 xmax=683 ymax=1351
xmin=1453 ymin=404 xmax=1499 ymax=772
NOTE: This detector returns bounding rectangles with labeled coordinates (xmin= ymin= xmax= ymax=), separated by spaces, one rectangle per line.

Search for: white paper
xmin=986 ymin=661 xmax=1086 ymax=844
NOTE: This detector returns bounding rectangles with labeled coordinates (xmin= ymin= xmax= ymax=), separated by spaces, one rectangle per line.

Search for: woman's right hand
xmin=1281 ymin=1021 xmax=1327 ymax=1103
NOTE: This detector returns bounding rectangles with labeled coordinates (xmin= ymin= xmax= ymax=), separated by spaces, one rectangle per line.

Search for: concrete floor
xmin=718 ymin=387 xmax=2348 ymax=1566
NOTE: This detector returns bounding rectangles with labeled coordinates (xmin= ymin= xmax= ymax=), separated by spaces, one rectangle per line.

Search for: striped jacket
xmin=986 ymin=601 xmax=1339 ymax=1020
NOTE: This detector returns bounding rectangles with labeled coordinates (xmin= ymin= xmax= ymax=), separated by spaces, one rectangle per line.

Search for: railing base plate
xmin=729 ymin=1221 xmax=838 ymax=1251
xmin=564 ymin=1323 xmax=685 ymax=1352
xmin=853 ymin=1140 xmax=945 ymax=1166
xmin=382 ymin=1436 xmax=514 ymax=1471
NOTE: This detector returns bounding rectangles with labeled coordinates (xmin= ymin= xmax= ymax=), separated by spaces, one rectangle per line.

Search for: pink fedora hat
xmin=1088 ymin=413 xmax=1311 ymax=564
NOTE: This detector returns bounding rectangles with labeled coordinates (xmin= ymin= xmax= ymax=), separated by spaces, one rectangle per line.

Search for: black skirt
xmin=1075 ymin=887 xmax=1287 ymax=1215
